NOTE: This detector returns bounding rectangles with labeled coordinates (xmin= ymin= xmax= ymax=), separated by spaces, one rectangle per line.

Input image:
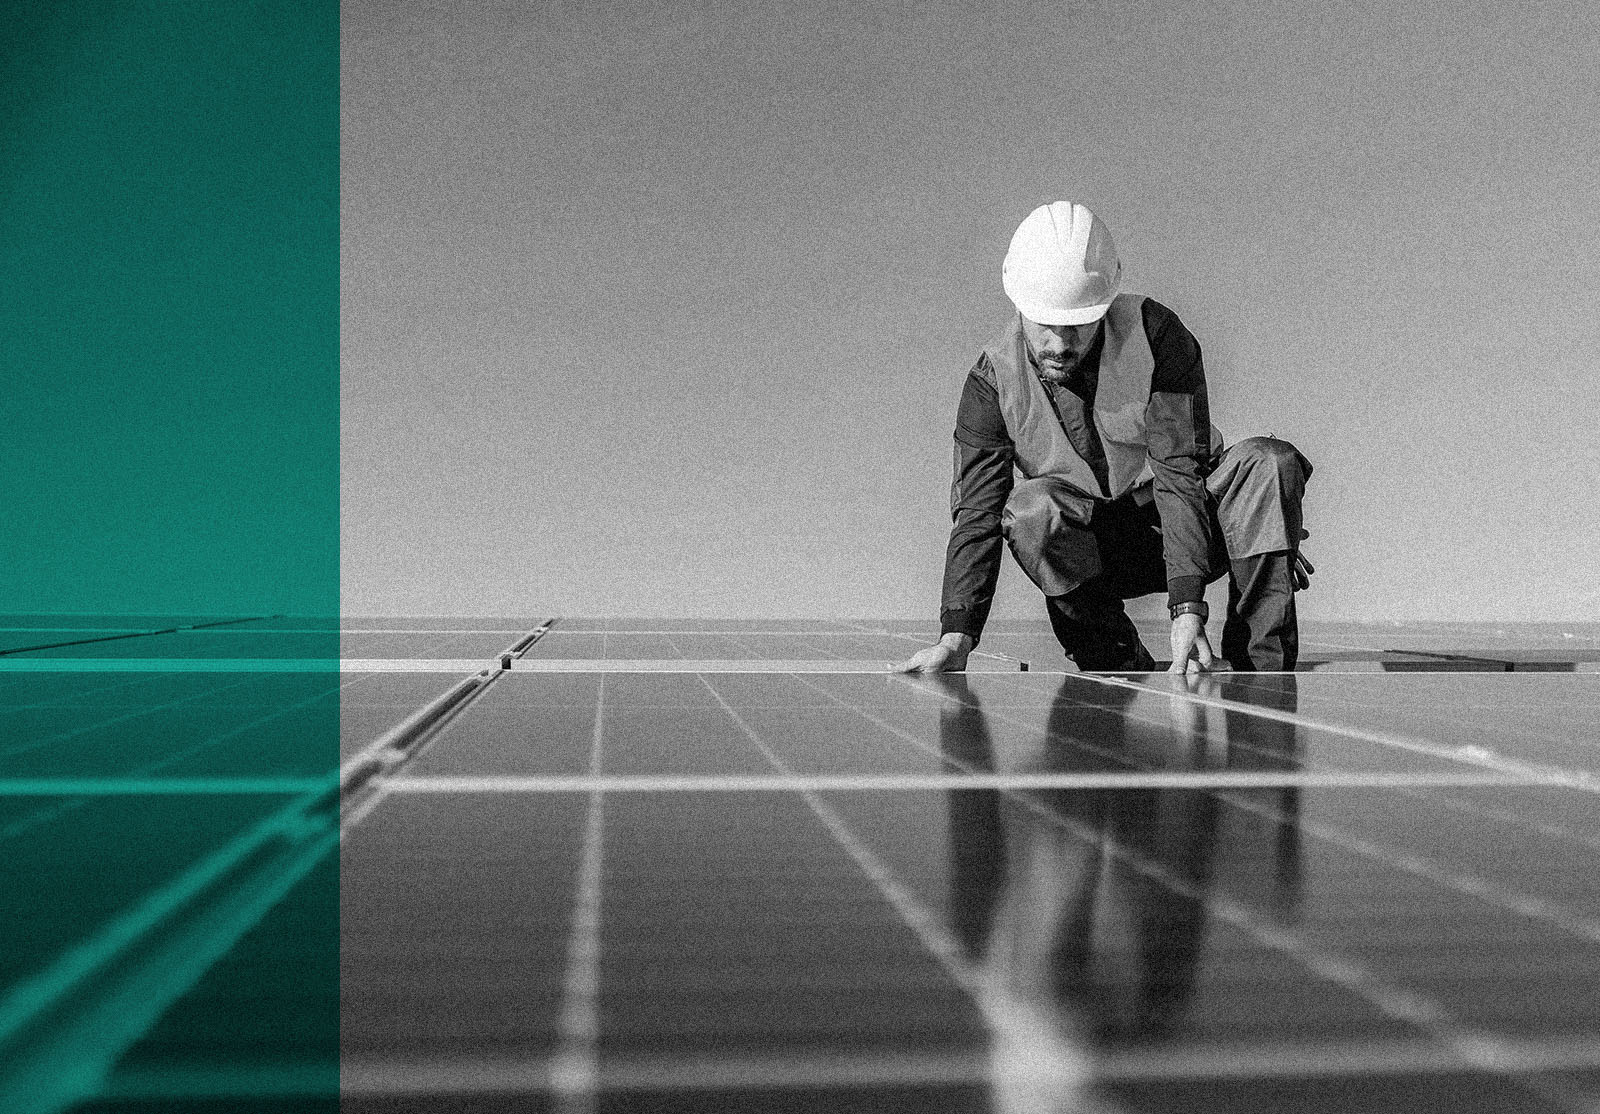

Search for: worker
xmin=891 ymin=202 xmax=1313 ymax=675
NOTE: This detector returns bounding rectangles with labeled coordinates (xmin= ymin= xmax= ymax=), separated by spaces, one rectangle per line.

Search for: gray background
xmin=341 ymin=0 xmax=1599 ymax=621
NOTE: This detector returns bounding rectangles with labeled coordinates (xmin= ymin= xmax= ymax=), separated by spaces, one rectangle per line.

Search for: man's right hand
xmin=889 ymin=632 xmax=974 ymax=673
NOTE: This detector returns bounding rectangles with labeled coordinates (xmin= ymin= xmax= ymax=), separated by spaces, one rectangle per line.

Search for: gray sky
xmin=341 ymin=0 xmax=1600 ymax=621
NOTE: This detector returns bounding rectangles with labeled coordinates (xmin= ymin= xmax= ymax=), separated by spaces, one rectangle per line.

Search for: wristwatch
xmin=1169 ymin=601 xmax=1209 ymax=622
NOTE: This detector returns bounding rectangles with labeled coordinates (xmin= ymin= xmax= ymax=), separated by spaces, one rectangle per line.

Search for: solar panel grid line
xmin=0 ymin=788 xmax=336 ymax=1114
xmin=0 ymin=673 xmax=155 ymax=711
xmin=505 ymin=659 xmax=1030 ymax=672
xmin=335 ymin=1035 xmax=1600 ymax=1095
xmin=1010 ymin=672 xmax=1600 ymax=795
xmin=552 ymin=629 xmax=949 ymax=637
xmin=1208 ymin=786 xmax=1600 ymax=947
xmin=1209 ymin=665 xmax=1600 ymax=701
xmin=338 ymin=628 xmax=529 ymax=634
xmin=386 ymin=770 xmax=1544 ymax=794
xmin=338 ymin=659 xmax=504 ymax=673
xmin=583 ymin=1046 xmax=994 ymax=1093
xmin=3 ymin=792 xmax=91 ymax=849
xmin=791 ymin=634 xmax=853 ymax=660
xmin=718 ymin=632 xmax=765 ymax=660
xmin=0 ymin=672 xmax=323 ymax=849
xmin=0 ymin=675 xmax=263 ymax=763
xmin=4 ymin=667 xmax=350 ymax=838
xmin=0 ymin=628 xmax=150 ymax=633
xmin=0 ymin=624 xmax=228 ymax=660
xmin=94 ymin=1062 xmax=337 ymax=1101
xmin=1221 ymin=671 xmax=1595 ymax=691
xmin=1089 ymin=1034 xmax=1600 ymax=1081
xmin=338 ymin=1048 xmax=991 ymax=1096
xmin=897 ymin=709 xmax=1590 ymax=1109
xmin=841 ymin=619 xmax=949 ymax=642
xmin=0 ymin=660 xmax=343 ymax=674
xmin=694 ymin=673 xmax=1103 ymax=1108
xmin=95 ymin=1062 xmax=335 ymax=1102
xmin=550 ymin=672 xmax=605 ymax=1114
xmin=123 ymin=674 xmax=354 ymax=781
xmin=761 ymin=630 xmax=806 ymax=656
xmin=0 ymin=778 xmax=335 ymax=796
xmin=183 ymin=616 xmax=284 ymax=631
xmin=1389 ymin=784 xmax=1600 ymax=856
xmin=405 ymin=631 xmax=461 ymax=659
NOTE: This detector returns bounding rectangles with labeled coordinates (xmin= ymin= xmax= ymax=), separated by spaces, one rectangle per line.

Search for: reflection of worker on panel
xmin=893 ymin=203 xmax=1313 ymax=676
xmin=936 ymin=673 xmax=1304 ymax=1074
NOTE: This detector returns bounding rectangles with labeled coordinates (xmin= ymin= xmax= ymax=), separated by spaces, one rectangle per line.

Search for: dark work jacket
xmin=940 ymin=297 xmax=1220 ymax=643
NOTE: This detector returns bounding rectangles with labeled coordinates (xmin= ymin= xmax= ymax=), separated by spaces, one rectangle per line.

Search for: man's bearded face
xmin=1020 ymin=316 xmax=1103 ymax=383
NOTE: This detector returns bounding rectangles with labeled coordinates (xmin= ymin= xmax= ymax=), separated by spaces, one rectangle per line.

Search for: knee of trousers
xmin=1002 ymin=477 xmax=1101 ymax=595
xmin=1226 ymin=437 xmax=1309 ymax=484
xmin=1210 ymin=438 xmax=1310 ymax=558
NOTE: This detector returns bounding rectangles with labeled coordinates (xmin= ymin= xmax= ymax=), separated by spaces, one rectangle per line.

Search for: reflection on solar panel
xmin=4 ymin=615 xmax=1600 ymax=1112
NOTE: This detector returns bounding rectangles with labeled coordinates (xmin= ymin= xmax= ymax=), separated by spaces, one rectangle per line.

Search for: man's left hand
xmin=1168 ymin=612 xmax=1215 ymax=674
xmin=1293 ymin=528 xmax=1315 ymax=590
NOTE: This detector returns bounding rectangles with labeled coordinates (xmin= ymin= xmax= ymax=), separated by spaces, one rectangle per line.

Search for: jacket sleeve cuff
xmin=1166 ymin=575 xmax=1206 ymax=611
xmin=939 ymin=608 xmax=984 ymax=647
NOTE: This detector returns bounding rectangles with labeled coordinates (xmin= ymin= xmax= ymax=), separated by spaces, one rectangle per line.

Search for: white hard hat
xmin=1001 ymin=202 xmax=1121 ymax=326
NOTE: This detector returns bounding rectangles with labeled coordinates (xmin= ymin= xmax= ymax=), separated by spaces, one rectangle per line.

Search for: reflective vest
xmin=986 ymin=293 xmax=1220 ymax=501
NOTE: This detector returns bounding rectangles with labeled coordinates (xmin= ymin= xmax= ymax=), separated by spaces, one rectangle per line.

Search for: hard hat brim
xmin=1002 ymin=261 xmax=1121 ymax=326
xmin=1010 ymin=297 xmax=1114 ymax=327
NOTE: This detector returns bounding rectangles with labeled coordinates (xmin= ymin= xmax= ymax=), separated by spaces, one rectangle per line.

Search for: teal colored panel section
xmin=0 ymin=673 xmax=341 ymax=1110
xmin=7 ymin=632 xmax=349 ymax=661
xmin=1 ymin=1 xmax=337 ymax=617
xmin=0 ymin=671 xmax=344 ymax=780
xmin=89 ymin=856 xmax=341 ymax=1112
xmin=0 ymin=3 xmax=338 ymax=1112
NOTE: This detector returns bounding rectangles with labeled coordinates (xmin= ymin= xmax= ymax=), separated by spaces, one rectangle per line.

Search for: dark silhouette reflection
xmin=932 ymin=673 xmax=1306 ymax=1059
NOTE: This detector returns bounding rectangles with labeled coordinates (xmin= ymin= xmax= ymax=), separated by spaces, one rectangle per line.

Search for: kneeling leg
xmin=1222 ymin=554 xmax=1299 ymax=671
xmin=1209 ymin=437 xmax=1311 ymax=672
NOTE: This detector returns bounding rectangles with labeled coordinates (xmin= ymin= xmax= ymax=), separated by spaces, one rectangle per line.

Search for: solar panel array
xmin=3 ymin=615 xmax=1599 ymax=1112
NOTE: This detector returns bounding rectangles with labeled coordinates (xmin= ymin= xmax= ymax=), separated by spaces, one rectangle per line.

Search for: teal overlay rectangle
xmin=1 ymin=2 xmax=339 ymax=1111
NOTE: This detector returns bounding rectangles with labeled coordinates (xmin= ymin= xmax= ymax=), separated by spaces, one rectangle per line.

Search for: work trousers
xmin=1001 ymin=437 xmax=1311 ymax=671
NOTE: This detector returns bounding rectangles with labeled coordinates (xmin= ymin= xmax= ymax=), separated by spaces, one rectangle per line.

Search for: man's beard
xmin=1036 ymin=359 xmax=1076 ymax=384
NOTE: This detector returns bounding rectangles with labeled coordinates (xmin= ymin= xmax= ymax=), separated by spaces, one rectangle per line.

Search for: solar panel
xmin=4 ymin=616 xmax=1599 ymax=1112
